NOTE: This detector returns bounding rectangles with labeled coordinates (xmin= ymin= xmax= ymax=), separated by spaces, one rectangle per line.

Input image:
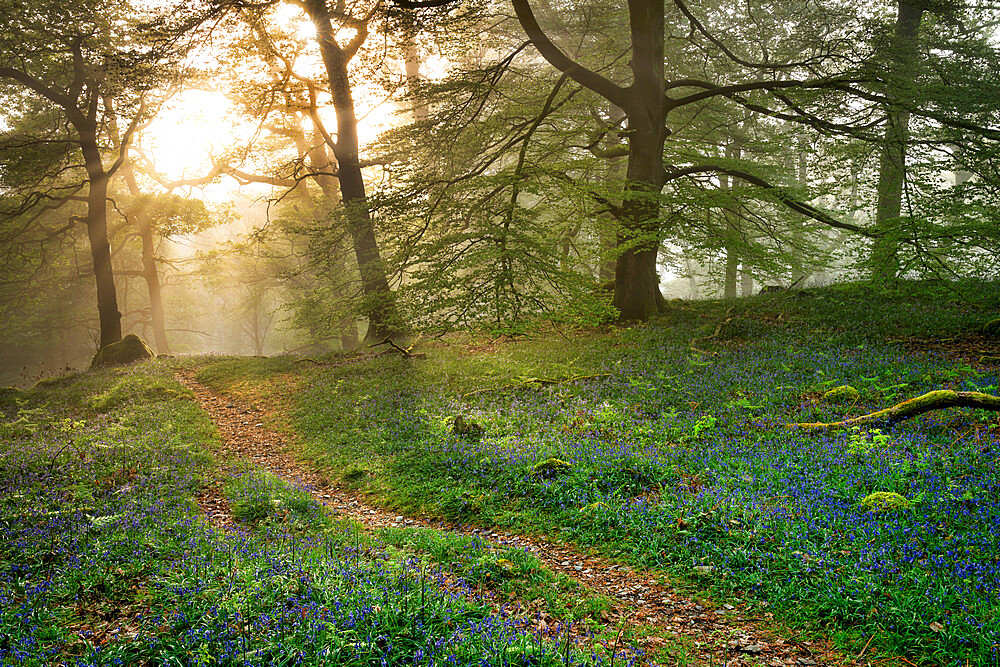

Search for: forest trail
xmin=176 ymin=369 xmax=860 ymax=667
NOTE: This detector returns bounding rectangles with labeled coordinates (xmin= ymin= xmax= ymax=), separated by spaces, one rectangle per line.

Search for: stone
xmin=531 ymin=457 xmax=571 ymax=478
xmin=692 ymin=565 xmax=715 ymax=576
xmin=451 ymin=414 xmax=484 ymax=437
xmin=983 ymin=318 xmax=1000 ymax=338
xmin=823 ymin=385 xmax=860 ymax=404
xmin=90 ymin=334 xmax=155 ymax=369
xmin=860 ymin=491 xmax=911 ymax=513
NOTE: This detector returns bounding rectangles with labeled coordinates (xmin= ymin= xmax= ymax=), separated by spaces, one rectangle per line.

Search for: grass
xmin=0 ymin=361 xmax=618 ymax=666
xmin=194 ymin=279 xmax=1000 ymax=665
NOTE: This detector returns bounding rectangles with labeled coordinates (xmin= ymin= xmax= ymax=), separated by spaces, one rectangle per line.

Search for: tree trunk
xmin=740 ymin=269 xmax=753 ymax=297
xmin=613 ymin=0 xmax=667 ymax=321
xmin=119 ymin=160 xmax=170 ymax=354
xmin=81 ymin=132 xmax=122 ymax=349
xmin=402 ymin=16 xmax=428 ymax=122
xmin=721 ymin=135 xmax=742 ymax=299
xmin=791 ymin=137 xmax=810 ymax=284
xmin=139 ymin=221 xmax=169 ymax=353
xmin=305 ymin=0 xmax=401 ymax=341
xmin=870 ymin=1 xmax=925 ymax=284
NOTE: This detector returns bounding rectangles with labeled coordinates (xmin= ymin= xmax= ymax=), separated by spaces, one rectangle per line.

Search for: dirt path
xmin=177 ymin=369 xmax=860 ymax=667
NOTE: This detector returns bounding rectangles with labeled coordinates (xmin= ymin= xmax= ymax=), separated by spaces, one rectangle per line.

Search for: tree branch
xmin=511 ymin=0 xmax=628 ymax=108
xmin=792 ymin=390 xmax=1000 ymax=430
xmin=664 ymin=163 xmax=874 ymax=236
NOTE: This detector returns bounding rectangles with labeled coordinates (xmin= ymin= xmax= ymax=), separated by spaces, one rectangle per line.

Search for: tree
xmin=509 ymin=0 xmax=864 ymax=319
xmin=300 ymin=0 xmax=402 ymax=340
xmin=0 ymin=0 xmax=168 ymax=348
xmin=869 ymin=1 xmax=927 ymax=283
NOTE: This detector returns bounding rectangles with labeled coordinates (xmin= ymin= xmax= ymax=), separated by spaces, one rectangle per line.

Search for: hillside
xmin=3 ymin=281 xmax=1000 ymax=666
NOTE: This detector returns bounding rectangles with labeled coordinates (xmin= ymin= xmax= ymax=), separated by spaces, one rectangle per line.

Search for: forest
xmin=1 ymin=0 xmax=1000 ymax=665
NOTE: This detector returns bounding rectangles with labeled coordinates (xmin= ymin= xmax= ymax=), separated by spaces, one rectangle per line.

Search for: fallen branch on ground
xmin=461 ymin=372 xmax=612 ymax=398
xmin=369 ymin=337 xmax=427 ymax=359
xmin=791 ymin=390 xmax=1000 ymax=430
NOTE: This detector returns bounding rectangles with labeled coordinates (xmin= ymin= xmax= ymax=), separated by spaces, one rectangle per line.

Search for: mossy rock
xmin=860 ymin=491 xmax=911 ymax=513
xmin=34 ymin=373 xmax=78 ymax=389
xmin=531 ymin=457 xmax=571 ymax=478
xmin=451 ymin=414 xmax=484 ymax=437
xmin=984 ymin=318 xmax=1000 ymax=338
xmin=823 ymin=385 xmax=860 ymax=404
xmin=342 ymin=467 xmax=368 ymax=484
xmin=0 ymin=386 xmax=21 ymax=407
xmin=90 ymin=334 xmax=155 ymax=369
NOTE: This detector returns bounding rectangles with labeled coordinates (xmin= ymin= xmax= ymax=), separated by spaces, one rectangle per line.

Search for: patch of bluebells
xmin=298 ymin=323 xmax=1000 ymax=663
xmin=0 ymin=366 xmax=616 ymax=667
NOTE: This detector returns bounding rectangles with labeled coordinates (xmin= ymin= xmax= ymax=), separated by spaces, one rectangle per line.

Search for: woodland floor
xmin=177 ymin=369 xmax=860 ymax=667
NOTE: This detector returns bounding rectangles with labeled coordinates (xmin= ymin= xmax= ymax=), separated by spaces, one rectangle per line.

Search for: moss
xmin=823 ymin=385 xmax=861 ymax=404
xmin=90 ymin=334 xmax=154 ymax=369
xmin=531 ymin=457 xmax=571 ymax=478
xmin=89 ymin=376 xmax=192 ymax=412
xmin=451 ymin=414 xmax=484 ymax=437
xmin=0 ymin=386 xmax=21 ymax=408
xmin=34 ymin=373 xmax=79 ymax=389
xmin=342 ymin=467 xmax=368 ymax=484
xmin=860 ymin=491 xmax=912 ymax=513
xmin=984 ymin=318 xmax=1000 ymax=338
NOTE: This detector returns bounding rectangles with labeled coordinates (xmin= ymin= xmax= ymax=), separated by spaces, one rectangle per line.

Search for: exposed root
xmin=792 ymin=389 xmax=1000 ymax=430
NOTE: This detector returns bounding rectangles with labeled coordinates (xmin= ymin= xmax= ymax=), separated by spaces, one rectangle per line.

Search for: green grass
xmin=194 ymin=279 xmax=1000 ymax=665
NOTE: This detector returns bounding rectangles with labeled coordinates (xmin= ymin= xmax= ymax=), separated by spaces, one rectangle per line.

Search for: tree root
xmin=791 ymin=390 xmax=1000 ymax=430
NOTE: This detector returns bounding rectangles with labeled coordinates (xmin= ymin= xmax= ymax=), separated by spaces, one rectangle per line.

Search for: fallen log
xmin=791 ymin=390 xmax=1000 ymax=430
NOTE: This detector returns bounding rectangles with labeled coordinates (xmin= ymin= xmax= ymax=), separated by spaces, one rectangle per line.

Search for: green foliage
xmin=197 ymin=280 xmax=1000 ymax=665
xmin=1 ymin=361 xmax=594 ymax=666
xmin=224 ymin=468 xmax=330 ymax=531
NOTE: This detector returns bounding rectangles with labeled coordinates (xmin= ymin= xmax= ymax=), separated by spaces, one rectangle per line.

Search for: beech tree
xmin=0 ymin=0 xmax=172 ymax=348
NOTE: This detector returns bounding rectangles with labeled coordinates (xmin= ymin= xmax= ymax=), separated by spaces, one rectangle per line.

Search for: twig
xmin=857 ymin=634 xmax=874 ymax=659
